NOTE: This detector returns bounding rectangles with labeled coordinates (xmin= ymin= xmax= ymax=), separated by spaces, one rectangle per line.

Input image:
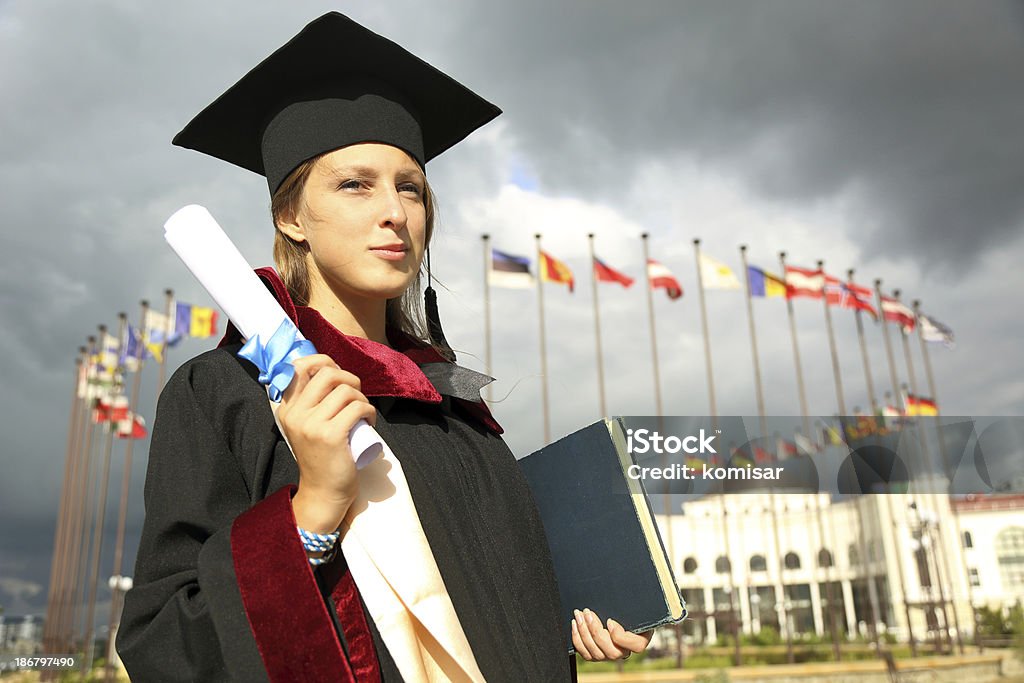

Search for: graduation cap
xmin=173 ymin=12 xmax=501 ymax=194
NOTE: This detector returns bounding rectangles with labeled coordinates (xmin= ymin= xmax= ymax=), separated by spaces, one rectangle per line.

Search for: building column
xmin=809 ymin=581 xmax=824 ymax=636
xmin=738 ymin=585 xmax=752 ymax=635
xmin=705 ymin=585 xmax=717 ymax=642
xmin=842 ymin=580 xmax=857 ymax=637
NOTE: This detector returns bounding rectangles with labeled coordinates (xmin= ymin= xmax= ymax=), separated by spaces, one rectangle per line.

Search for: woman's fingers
xmin=607 ymin=617 xmax=652 ymax=652
xmin=282 ymin=354 xmax=337 ymax=403
xmin=582 ymin=609 xmax=627 ymax=659
xmin=573 ymin=609 xmax=623 ymax=661
xmin=572 ymin=610 xmax=652 ymax=661
xmin=309 ymin=382 xmax=372 ymax=426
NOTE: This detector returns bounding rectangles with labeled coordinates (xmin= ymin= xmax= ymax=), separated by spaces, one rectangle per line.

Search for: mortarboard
xmin=173 ymin=12 xmax=501 ymax=194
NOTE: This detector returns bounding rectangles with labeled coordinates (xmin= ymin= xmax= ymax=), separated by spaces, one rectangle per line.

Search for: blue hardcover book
xmin=519 ymin=418 xmax=686 ymax=650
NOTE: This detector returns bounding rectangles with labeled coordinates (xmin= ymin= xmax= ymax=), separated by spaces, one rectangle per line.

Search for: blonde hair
xmin=270 ymin=153 xmax=438 ymax=346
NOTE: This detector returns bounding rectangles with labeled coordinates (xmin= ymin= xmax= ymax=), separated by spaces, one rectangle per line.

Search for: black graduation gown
xmin=117 ymin=270 xmax=572 ymax=682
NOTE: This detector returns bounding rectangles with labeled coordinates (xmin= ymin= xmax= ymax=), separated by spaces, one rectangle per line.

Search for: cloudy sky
xmin=2 ymin=0 xmax=1023 ymax=623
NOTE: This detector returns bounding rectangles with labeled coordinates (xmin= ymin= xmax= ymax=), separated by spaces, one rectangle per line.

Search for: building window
xmin=968 ymin=568 xmax=981 ymax=587
xmin=716 ymin=556 xmax=731 ymax=574
xmin=784 ymin=552 xmax=801 ymax=570
xmin=848 ymin=543 xmax=860 ymax=566
xmin=683 ymin=557 xmax=698 ymax=574
xmin=963 ymin=531 xmax=973 ymax=548
xmin=749 ymin=554 xmax=767 ymax=572
xmin=818 ymin=548 xmax=834 ymax=568
xmin=996 ymin=527 xmax=1024 ymax=589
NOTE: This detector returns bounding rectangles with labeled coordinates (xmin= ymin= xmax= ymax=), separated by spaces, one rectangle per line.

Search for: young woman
xmin=117 ymin=13 xmax=650 ymax=682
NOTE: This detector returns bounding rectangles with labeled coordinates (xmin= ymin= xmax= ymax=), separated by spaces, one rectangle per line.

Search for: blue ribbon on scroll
xmin=237 ymin=319 xmax=317 ymax=402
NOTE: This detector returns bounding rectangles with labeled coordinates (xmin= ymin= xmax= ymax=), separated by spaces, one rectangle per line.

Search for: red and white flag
xmin=785 ymin=265 xmax=837 ymax=299
xmin=647 ymin=259 xmax=683 ymax=300
xmin=840 ymin=282 xmax=878 ymax=319
xmin=116 ymin=412 xmax=148 ymax=439
xmin=881 ymin=296 xmax=916 ymax=332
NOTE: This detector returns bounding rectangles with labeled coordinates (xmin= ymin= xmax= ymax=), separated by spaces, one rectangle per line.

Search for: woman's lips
xmin=370 ymin=245 xmax=408 ymax=261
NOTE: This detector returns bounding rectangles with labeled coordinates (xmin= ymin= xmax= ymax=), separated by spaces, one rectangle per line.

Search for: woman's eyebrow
xmin=326 ymin=164 xmax=379 ymax=178
xmin=395 ymin=168 xmax=426 ymax=183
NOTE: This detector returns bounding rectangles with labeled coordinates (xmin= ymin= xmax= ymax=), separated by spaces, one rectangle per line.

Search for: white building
xmin=655 ymin=491 xmax=1024 ymax=646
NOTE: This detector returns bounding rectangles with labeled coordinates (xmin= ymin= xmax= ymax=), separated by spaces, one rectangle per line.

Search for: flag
xmin=92 ymin=397 xmax=111 ymax=424
xmin=784 ymin=265 xmax=835 ymax=299
xmin=793 ymin=432 xmax=818 ymax=456
xmin=698 ymin=252 xmax=741 ymax=290
xmin=175 ymin=302 xmax=220 ymax=338
xmin=822 ymin=423 xmax=844 ymax=446
xmin=747 ymin=266 xmax=787 ymax=298
xmin=919 ymin=313 xmax=955 ymax=349
xmin=81 ymin=363 xmax=118 ymax=400
xmin=685 ymin=454 xmax=704 ymax=470
xmin=753 ymin=445 xmax=773 ymax=464
xmin=730 ymin=447 xmax=754 ymax=468
xmin=92 ymin=333 xmax=121 ymax=375
xmin=593 ymin=258 xmax=634 ymax=287
xmin=92 ymin=395 xmax=127 ymax=424
xmin=776 ymin=437 xmax=799 ymax=460
xmin=488 ymin=249 xmax=534 ymax=289
xmin=646 ymin=259 xmax=683 ymax=300
xmin=880 ymin=296 xmax=916 ymax=333
xmin=144 ymin=309 xmax=184 ymax=356
xmin=906 ymin=394 xmax=938 ymax=416
xmin=121 ymin=326 xmax=146 ymax=372
xmin=539 ymin=250 xmax=574 ymax=292
xmin=116 ymin=412 xmax=148 ymax=439
xmin=840 ymin=282 xmax=878 ymax=320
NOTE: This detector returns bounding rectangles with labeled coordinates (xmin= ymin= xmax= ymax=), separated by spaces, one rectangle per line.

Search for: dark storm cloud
xmin=447 ymin=0 xmax=1024 ymax=270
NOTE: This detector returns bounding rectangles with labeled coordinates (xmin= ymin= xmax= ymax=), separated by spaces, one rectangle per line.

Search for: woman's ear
xmin=275 ymin=206 xmax=307 ymax=244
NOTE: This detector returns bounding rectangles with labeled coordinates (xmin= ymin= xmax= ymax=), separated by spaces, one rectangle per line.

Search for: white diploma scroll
xmin=163 ymin=204 xmax=383 ymax=469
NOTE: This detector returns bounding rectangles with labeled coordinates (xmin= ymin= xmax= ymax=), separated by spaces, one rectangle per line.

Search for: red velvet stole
xmin=232 ymin=486 xmax=367 ymax=682
xmin=224 ymin=267 xmax=502 ymax=681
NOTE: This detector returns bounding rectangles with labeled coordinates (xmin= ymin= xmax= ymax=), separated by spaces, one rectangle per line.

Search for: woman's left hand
xmin=571 ymin=608 xmax=653 ymax=661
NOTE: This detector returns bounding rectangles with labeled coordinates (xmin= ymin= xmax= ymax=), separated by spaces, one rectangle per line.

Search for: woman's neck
xmin=306 ymin=287 xmax=389 ymax=346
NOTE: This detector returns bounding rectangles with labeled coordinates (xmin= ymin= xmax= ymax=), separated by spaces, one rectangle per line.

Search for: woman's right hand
xmin=276 ymin=354 xmax=376 ymax=535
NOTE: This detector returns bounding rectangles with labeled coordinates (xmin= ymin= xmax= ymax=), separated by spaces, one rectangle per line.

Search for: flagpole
xmin=157 ymin=289 xmax=174 ymax=392
xmin=885 ymin=492 xmax=919 ymax=657
xmin=482 ymin=236 xmax=493 ymax=403
xmin=848 ymin=269 xmax=879 ymax=414
xmin=779 ymin=252 xmax=811 ymax=437
xmin=693 ymin=239 xmax=717 ymax=418
xmin=640 ymin=234 xmax=665 ymax=417
xmin=739 ymin=246 xmax=794 ymax=663
xmin=914 ymin=299 xmax=976 ymax=653
xmin=895 ymin=294 xmax=953 ymax=654
xmin=83 ymin=315 xmax=129 ymax=675
xmin=587 ymin=234 xmax=608 ymax=418
xmin=534 ymin=234 xmax=552 ymax=444
xmin=844 ymin=267 xmax=885 ymax=656
xmin=875 ymin=279 xmax=902 ymax=410
xmin=105 ymin=300 xmax=150 ymax=681
xmin=818 ymin=260 xmax=847 ymax=416
xmin=67 ymin=334 xmax=101 ymax=655
xmin=895 ymin=291 xmax=961 ymax=655
xmin=780 ymin=253 xmax=842 ymax=659
xmin=41 ymin=349 xmax=87 ymax=664
xmin=55 ymin=341 xmax=92 ymax=655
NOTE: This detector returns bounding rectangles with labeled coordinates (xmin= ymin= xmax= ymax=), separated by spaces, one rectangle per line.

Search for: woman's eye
xmin=399 ymin=182 xmax=423 ymax=197
xmin=338 ymin=179 xmax=363 ymax=191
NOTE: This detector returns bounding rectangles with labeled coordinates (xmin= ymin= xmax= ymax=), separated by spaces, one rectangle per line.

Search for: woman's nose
xmin=379 ymin=187 xmax=408 ymax=231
